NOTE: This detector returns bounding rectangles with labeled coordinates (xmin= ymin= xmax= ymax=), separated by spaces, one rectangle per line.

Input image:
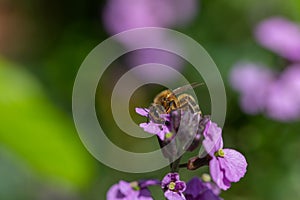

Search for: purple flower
xmin=280 ymin=64 xmax=300 ymax=95
xmin=184 ymin=177 xmax=222 ymax=200
xmin=125 ymin=49 xmax=184 ymax=82
xmin=266 ymin=64 xmax=300 ymax=121
xmin=230 ymin=62 xmax=300 ymax=121
xmin=102 ymin=0 xmax=198 ymax=82
xmin=201 ymin=174 xmax=221 ymax=196
xmin=203 ymin=122 xmax=247 ymax=190
xmin=103 ymin=0 xmax=198 ymax=35
xmin=107 ymin=179 xmax=160 ymax=200
xmin=136 ymin=107 xmax=171 ymax=140
xmin=230 ymin=62 xmax=274 ymax=114
xmin=255 ymin=17 xmax=300 ymax=61
xmin=161 ymin=173 xmax=187 ymax=200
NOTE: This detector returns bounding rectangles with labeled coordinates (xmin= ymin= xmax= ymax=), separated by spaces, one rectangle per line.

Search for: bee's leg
xmin=166 ymin=100 xmax=177 ymax=113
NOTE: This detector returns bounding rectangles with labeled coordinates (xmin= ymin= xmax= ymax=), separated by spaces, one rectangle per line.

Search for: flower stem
xmin=170 ymin=156 xmax=182 ymax=172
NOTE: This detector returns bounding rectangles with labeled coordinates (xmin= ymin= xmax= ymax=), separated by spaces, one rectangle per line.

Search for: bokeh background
xmin=1 ymin=0 xmax=300 ymax=199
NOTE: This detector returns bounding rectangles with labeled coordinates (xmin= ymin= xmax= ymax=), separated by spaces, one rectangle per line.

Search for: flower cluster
xmin=230 ymin=17 xmax=300 ymax=121
xmin=107 ymin=179 xmax=160 ymax=200
xmin=107 ymin=104 xmax=247 ymax=199
xmin=102 ymin=0 xmax=198 ymax=35
xmin=102 ymin=0 xmax=199 ymax=82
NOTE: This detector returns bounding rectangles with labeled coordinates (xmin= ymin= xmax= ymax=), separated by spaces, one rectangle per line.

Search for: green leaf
xmin=0 ymin=58 xmax=95 ymax=189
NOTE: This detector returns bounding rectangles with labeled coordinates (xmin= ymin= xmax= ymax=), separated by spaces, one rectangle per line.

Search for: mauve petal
xmin=265 ymin=65 xmax=300 ymax=121
xmin=139 ymin=179 xmax=160 ymax=188
xmin=209 ymin=157 xmax=230 ymax=190
xmin=280 ymin=65 xmax=300 ymax=96
xmin=255 ymin=17 xmax=300 ymax=61
xmin=266 ymin=81 xmax=300 ymax=121
xmin=230 ymin=63 xmax=274 ymax=115
xmin=222 ymin=176 xmax=231 ymax=190
xmin=203 ymin=122 xmax=223 ymax=156
xmin=201 ymin=117 xmax=211 ymax=137
xmin=230 ymin=62 xmax=274 ymax=94
xmin=119 ymin=180 xmax=134 ymax=195
xmin=162 ymin=173 xmax=180 ymax=188
xmin=103 ymin=0 xmax=197 ymax=36
xmin=185 ymin=177 xmax=207 ymax=198
xmin=198 ymin=189 xmax=222 ymax=200
xmin=240 ymin=91 xmax=267 ymax=115
xmin=158 ymin=126 xmax=170 ymax=140
xmin=137 ymin=196 xmax=153 ymax=200
xmin=175 ymin=181 xmax=187 ymax=192
xmin=140 ymin=123 xmax=161 ymax=137
xmin=136 ymin=108 xmax=149 ymax=117
xmin=140 ymin=122 xmax=169 ymax=140
xmin=127 ymin=49 xmax=184 ymax=82
xmin=164 ymin=190 xmax=186 ymax=200
xmin=161 ymin=174 xmax=172 ymax=188
xmin=204 ymin=182 xmax=221 ymax=196
xmin=138 ymin=188 xmax=153 ymax=200
xmin=107 ymin=184 xmax=125 ymax=200
xmin=219 ymin=149 xmax=247 ymax=182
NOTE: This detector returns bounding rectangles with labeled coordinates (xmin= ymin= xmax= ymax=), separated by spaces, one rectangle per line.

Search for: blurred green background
xmin=1 ymin=0 xmax=300 ymax=199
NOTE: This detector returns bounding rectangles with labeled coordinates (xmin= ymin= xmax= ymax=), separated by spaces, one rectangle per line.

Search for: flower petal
xmin=139 ymin=179 xmax=161 ymax=188
xmin=164 ymin=190 xmax=186 ymax=200
xmin=219 ymin=149 xmax=247 ymax=182
xmin=138 ymin=188 xmax=154 ymax=200
xmin=107 ymin=183 xmax=125 ymax=200
xmin=197 ymin=189 xmax=222 ymax=200
xmin=185 ymin=177 xmax=208 ymax=198
xmin=175 ymin=181 xmax=186 ymax=192
xmin=161 ymin=173 xmax=180 ymax=188
xmin=119 ymin=180 xmax=134 ymax=195
xmin=203 ymin=122 xmax=223 ymax=156
xmin=136 ymin=107 xmax=149 ymax=117
xmin=139 ymin=122 xmax=169 ymax=140
xmin=209 ymin=157 xmax=230 ymax=190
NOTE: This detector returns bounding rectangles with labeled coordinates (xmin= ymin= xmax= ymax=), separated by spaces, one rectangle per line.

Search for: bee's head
xmin=153 ymin=90 xmax=178 ymax=113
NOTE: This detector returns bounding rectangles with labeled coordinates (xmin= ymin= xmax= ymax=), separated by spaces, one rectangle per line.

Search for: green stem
xmin=170 ymin=156 xmax=182 ymax=173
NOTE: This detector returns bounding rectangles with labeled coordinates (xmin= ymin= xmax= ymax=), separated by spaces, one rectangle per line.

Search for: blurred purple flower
xmin=184 ymin=177 xmax=222 ymax=200
xmin=203 ymin=122 xmax=247 ymax=190
xmin=230 ymin=62 xmax=275 ymax=114
xmin=102 ymin=0 xmax=199 ymax=82
xmin=103 ymin=0 xmax=198 ymax=35
xmin=201 ymin=174 xmax=221 ymax=196
xmin=107 ymin=179 xmax=160 ymax=200
xmin=266 ymin=64 xmax=300 ymax=121
xmin=255 ymin=17 xmax=300 ymax=61
xmin=125 ymin=49 xmax=184 ymax=82
xmin=136 ymin=107 xmax=171 ymax=140
xmin=280 ymin=64 xmax=300 ymax=94
xmin=161 ymin=173 xmax=187 ymax=200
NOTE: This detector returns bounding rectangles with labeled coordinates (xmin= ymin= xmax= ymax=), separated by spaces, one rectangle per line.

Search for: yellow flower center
xmin=201 ymin=173 xmax=211 ymax=182
xmin=168 ymin=182 xmax=176 ymax=190
xmin=214 ymin=149 xmax=225 ymax=157
xmin=130 ymin=181 xmax=140 ymax=191
xmin=165 ymin=132 xmax=173 ymax=139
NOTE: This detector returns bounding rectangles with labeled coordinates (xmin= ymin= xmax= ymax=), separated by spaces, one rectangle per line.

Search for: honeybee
xmin=148 ymin=83 xmax=202 ymax=123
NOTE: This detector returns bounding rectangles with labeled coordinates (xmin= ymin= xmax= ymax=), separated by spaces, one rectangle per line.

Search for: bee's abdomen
xmin=177 ymin=94 xmax=201 ymax=114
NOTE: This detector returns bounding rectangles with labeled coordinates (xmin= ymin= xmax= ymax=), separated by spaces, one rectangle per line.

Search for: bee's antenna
xmin=172 ymin=82 xmax=204 ymax=95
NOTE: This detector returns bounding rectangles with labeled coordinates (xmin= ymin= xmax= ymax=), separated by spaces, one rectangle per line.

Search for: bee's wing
xmin=175 ymin=111 xmax=201 ymax=152
xmin=172 ymin=82 xmax=204 ymax=96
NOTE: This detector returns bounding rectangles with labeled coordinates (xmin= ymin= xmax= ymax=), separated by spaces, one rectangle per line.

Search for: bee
xmin=148 ymin=83 xmax=202 ymax=124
